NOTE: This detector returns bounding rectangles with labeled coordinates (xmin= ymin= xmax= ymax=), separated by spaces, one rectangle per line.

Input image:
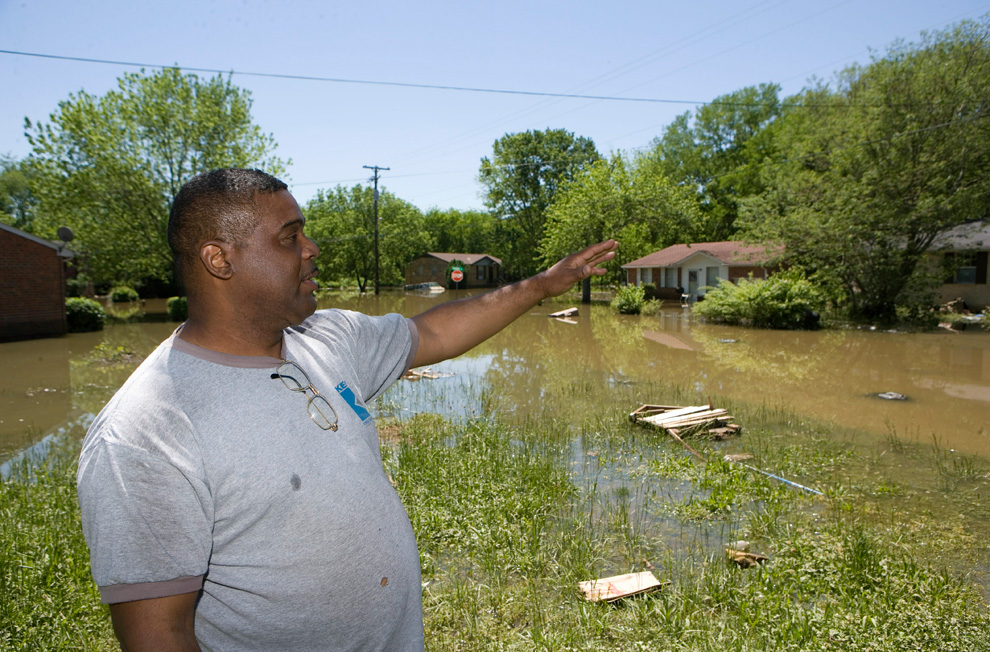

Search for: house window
xmin=949 ymin=252 xmax=978 ymax=284
xmin=665 ymin=268 xmax=677 ymax=288
xmin=476 ymin=266 xmax=485 ymax=281
xmin=641 ymin=268 xmax=652 ymax=285
xmin=706 ymin=266 xmax=720 ymax=287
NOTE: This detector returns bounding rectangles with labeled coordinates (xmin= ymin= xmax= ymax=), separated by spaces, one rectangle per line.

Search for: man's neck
xmin=177 ymin=318 xmax=284 ymax=358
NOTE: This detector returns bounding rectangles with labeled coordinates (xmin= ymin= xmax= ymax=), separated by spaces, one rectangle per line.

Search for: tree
xmin=479 ymin=129 xmax=600 ymax=278
xmin=422 ymin=207 xmax=498 ymax=254
xmin=0 ymin=155 xmax=37 ymax=230
xmin=25 ymin=67 xmax=286 ymax=287
xmin=540 ymin=151 xmax=700 ymax=284
xmin=304 ymin=185 xmax=429 ymax=292
xmin=655 ymin=84 xmax=782 ymax=241
xmin=741 ymin=17 xmax=990 ymax=321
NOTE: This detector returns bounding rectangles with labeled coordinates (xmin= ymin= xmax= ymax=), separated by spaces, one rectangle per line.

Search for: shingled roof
xmin=422 ymin=252 xmax=502 ymax=265
xmin=622 ymin=241 xmax=776 ymax=268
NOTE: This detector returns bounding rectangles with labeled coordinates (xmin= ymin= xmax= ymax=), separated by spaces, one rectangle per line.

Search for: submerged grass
xmin=3 ymin=375 xmax=990 ymax=650
xmin=383 ymin=408 xmax=990 ymax=651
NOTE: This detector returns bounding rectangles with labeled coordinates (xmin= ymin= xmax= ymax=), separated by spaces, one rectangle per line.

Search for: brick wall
xmin=728 ymin=266 xmax=770 ymax=282
xmin=0 ymin=228 xmax=67 ymax=341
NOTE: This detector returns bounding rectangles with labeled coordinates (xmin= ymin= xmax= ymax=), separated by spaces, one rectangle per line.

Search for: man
xmin=77 ymin=168 xmax=617 ymax=651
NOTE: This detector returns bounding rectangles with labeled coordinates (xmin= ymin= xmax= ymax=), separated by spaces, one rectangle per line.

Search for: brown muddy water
xmin=1 ymin=291 xmax=988 ymax=463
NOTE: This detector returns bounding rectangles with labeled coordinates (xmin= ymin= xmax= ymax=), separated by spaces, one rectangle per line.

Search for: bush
xmin=693 ymin=269 xmax=825 ymax=329
xmin=167 ymin=296 xmax=189 ymax=321
xmin=611 ymin=284 xmax=646 ymax=314
xmin=65 ymin=297 xmax=106 ymax=333
xmin=109 ymin=285 xmax=139 ymax=302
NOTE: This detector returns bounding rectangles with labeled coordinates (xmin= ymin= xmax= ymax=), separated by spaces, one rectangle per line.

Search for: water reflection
xmin=1 ymin=290 xmax=988 ymax=461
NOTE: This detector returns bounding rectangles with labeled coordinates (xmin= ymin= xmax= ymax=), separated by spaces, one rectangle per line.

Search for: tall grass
xmin=0 ymin=440 xmax=116 ymax=651
xmin=3 ymin=387 xmax=989 ymax=650
xmin=384 ymin=413 xmax=990 ymax=652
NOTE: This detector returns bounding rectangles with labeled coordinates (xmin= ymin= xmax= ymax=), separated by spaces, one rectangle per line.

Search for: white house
xmin=621 ymin=241 xmax=778 ymax=302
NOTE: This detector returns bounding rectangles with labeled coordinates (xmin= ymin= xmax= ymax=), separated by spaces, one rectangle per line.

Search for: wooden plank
xmin=549 ymin=307 xmax=578 ymax=318
xmin=656 ymin=411 xmax=730 ymax=428
xmin=578 ymin=571 xmax=664 ymax=602
xmin=640 ymin=405 xmax=711 ymax=425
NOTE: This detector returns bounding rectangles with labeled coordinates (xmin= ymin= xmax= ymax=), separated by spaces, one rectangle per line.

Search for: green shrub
xmin=109 ymin=285 xmax=139 ymax=302
xmin=167 ymin=296 xmax=189 ymax=321
xmin=611 ymin=284 xmax=646 ymax=314
xmin=693 ymin=269 xmax=825 ymax=329
xmin=65 ymin=297 xmax=106 ymax=333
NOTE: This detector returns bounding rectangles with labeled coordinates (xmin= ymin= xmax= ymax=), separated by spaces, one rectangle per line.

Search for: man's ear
xmin=199 ymin=242 xmax=234 ymax=280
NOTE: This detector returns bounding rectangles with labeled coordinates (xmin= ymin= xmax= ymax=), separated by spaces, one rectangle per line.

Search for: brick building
xmin=0 ymin=223 xmax=71 ymax=341
xmin=621 ymin=241 xmax=779 ymax=303
xmin=404 ymin=253 xmax=502 ymax=289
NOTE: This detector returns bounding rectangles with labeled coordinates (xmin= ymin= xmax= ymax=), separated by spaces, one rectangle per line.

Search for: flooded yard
xmin=2 ymin=291 xmax=988 ymax=461
xmin=4 ymin=291 xmax=990 ymax=649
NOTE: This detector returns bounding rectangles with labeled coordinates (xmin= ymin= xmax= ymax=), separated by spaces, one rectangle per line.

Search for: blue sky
xmin=1 ymin=0 xmax=988 ymax=212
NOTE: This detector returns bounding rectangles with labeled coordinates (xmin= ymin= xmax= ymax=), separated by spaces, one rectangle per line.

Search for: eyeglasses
xmin=271 ymin=359 xmax=339 ymax=431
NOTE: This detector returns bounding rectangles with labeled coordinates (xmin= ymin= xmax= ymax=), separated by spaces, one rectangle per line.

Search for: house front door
xmin=687 ymin=268 xmax=703 ymax=300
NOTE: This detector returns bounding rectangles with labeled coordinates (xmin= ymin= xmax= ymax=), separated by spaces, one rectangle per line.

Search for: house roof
xmin=621 ymin=241 xmax=776 ymax=269
xmin=422 ymin=252 xmax=502 ymax=265
xmin=0 ymin=222 xmax=74 ymax=258
xmin=932 ymin=220 xmax=990 ymax=251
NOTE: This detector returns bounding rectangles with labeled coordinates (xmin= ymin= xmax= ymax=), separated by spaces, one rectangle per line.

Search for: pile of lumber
xmin=629 ymin=403 xmax=740 ymax=439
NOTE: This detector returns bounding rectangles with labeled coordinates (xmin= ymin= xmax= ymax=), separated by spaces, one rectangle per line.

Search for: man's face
xmin=228 ymin=189 xmax=321 ymax=329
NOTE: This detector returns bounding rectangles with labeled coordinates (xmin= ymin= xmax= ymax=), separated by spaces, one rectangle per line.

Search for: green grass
xmin=383 ymin=411 xmax=990 ymax=652
xmin=3 ymin=388 xmax=990 ymax=650
xmin=0 ymin=440 xmax=116 ymax=651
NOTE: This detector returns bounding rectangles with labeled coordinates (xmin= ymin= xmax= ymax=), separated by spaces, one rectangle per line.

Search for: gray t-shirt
xmin=77 ymin=309 xmax=425 ymax=651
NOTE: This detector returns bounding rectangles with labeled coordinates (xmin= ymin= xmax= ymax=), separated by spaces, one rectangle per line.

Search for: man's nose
xmin=303 ymin=234 xmax=320 ymax=258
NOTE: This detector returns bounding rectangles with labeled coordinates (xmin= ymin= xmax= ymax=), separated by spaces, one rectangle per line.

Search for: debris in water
xmin=629 ymin=403 xmax=741 ymax=439
xmin=549 ymin=307 xmax=578 ymax=318
xmin=725 ymin=545 xmax=768 ymax=568
xmin=578 ymin=570 xmax=666 ymax=602
xmin=401 ymin=368 xmax=453 ymax=381
xmin=723 ymin=453 xmax=754 ymax=463
xmin=876 ymin=392 xmax=907 ymax=401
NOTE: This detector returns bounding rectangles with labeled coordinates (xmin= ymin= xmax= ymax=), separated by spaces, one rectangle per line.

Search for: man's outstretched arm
xmin=411 ymin=239 xmax=617 ymax=367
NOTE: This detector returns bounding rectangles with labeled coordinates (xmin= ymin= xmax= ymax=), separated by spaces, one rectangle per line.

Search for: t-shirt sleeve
xmin=305 ymin=310 xmax=415 ymax=404
xmin=77 ymin=432 xmax=213 ymax=604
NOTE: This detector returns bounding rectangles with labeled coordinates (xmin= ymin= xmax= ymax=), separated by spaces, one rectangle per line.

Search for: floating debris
xmin=724 ymin=541 xmax=768 ymax=568
xmin=549 ymin=307 xmax=578 ymax=318
xmin=401 ymin=368 xmax=453 ymax=381
xmin=723 ymin=453 xmax=754 ymax=463
xmin=629 ymin=403 xmax=741 ymax=439
xmin=876 ymin=392 xmax=908 ymax=401
xmin=718 ymin=338 xmax=739 ymax=344
xmin=578 ymin=570 xmax=667 ymax=602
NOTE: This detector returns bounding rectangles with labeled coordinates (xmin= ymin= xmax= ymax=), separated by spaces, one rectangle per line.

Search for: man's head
xmin=168 ymin=168 xmax=288 ymax=290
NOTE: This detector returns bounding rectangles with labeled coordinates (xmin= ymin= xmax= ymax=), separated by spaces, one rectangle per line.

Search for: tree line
xmin=2 ymin=16 xmax=988 ymax=320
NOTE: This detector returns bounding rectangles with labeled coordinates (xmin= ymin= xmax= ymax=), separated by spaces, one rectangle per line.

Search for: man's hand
xmin=411 ymin=239 xmax=618 ymax=367
xmin=536 ymin=239 xmax=619 ymax=300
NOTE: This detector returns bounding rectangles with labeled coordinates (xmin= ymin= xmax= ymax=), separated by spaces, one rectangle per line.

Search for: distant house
xmin=932 ymin=220 xmax=989 ymax=310
xmin=621 ymin=241 xmax=778 ymax=302
xmin=0 ymin=223 xmax=73 ymax=341
xmin=405 ymin=253 xmax=503 ymax=289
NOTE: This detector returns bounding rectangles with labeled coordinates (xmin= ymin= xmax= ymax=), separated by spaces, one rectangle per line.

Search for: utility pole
xmin=363 ymin=164 xmax=390 ymax=295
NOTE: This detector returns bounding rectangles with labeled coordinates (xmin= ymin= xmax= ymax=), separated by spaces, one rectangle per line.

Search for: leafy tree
xmin=655 ymin=84 xmax=782 ymax=241
xmin=0 ymin=155 xmax=37 ymax=230
xmin=304 ymin=185 xmax=429 ymax=292
xmin=742 ymin=18 xmax=990 ymax=321
xmin=25 ymin=67 xmax=286 ymax=286
xmin=540 ymin=151 xmax=700 ymax=284
xmin=479 ymin=128 xmax=600 ymax=278
xmin=423 ymin=207 xmax=497 ymax=254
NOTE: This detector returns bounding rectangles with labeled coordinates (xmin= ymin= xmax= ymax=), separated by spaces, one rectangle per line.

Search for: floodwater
xmin=1 ymin=292 xmax=989 ymax=462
